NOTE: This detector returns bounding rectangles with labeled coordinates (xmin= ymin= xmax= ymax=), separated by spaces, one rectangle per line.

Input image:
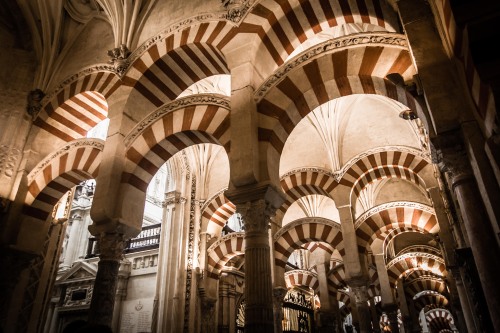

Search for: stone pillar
xmin=87 ymin=232 xmax=126 ymax=326
xmin=227 ymin=184 xmax=285 ymax=333
xmin=396 ymin=279 xmax=411 ymax=333
xmin=438 ymin=147 xmax=500 ymax=331
xmin=374 ymin=254 xmax=399 ymax=333
xmin=369 ymin=298 xmax=381 ymax=333
xmin=452 ymin=268 xmax=477 ymax=333
xmin=337 ymin=206 xmax=363 ymax=278
xmin=349 ymin=281 xmax=372 ymax=333
xmin=272 ymin=287 xmax=287 ymax=333
xmin=200 ymin=294 xmax=217 ymax=333
xmin=219 ymin=275 xmax=238 ymax=333
xmin=419 ymin=309 xmax=429 ymax=333
xmin=316 ymin=263 xmax=338 ymax=333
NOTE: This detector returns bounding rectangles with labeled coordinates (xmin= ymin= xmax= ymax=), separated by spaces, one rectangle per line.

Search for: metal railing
xmin=86 ymin=223 xmax=161 ymax=258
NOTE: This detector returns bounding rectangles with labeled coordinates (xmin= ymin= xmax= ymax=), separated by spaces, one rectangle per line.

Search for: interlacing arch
xmin=354 ymin=202 xmax=439 ymax=252
xmin=35 ymin=69 xmax=119 ymax=142
xmin=241 ymin=0 xmax=399 ymax=68
xmin=25 ymin=139 xmax=104 ymax=220
xmin=386 ymin=252 xmax=447 ymax=287
xmin=123 ymin=21 xmax=233 ymax=108
xmin=201 ymin=189 xmax=235 ymax=236
xmin=274 ymin=217 xmax=344 ymax=267
xmin=338 ymin=150 xmax=432 ymax=204
xmin=284 ymin=270 xmax=320 ymax=295
xmin=206 ymin=232 xmax=244 ymax=279
xmin=123 ymin=97 xmax=230 ymax=192
xmin=279 ymin=168 xmax=338 ymax=213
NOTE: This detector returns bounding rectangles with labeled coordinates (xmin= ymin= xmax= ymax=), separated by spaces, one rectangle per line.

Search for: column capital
xmin=162 ymin=191 xmax=186 ymax=207
xmin=96 ymin=232 xmax=126 ymax=261
xmin=273 ymin=286 xmax=288 ymax=303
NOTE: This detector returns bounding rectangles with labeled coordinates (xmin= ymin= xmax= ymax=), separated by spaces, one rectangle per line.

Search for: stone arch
xmin=123 ymin=21 xmax=233 ymax=108
xmin=25 ymin=139 xmax=103 ymax=220
xmin=354 ymin=202 xmax=439 ymax=253
xmin=206 ymin=232 xmax=244 ymax=279
xmin=284 ymin=270 xmax=320 ymax=295
xmin=414 ymin=291 xmax=449 ymax=313
xmin=35 ymin=69 xmax=119 ymax=142
xmin=424 ymin=308 xmax=455 ymax=333
xmin=242 ymin=0 xmax=399 ymax=70
xmin=405 ymin=276 xmax=448 ymax=299
xmin=327 ymin=264 xmax=347 ymax=295
xmin=274 ymin=217 xmax=344 ymax=267
xmin=386 ymin=253 xmax=447 ymax=287
xmin=337 ymin=149 xmax=434 ymax=205
xmin=201 ymin=189 xmax=235 ymax=237
xmin=279 ymin=168 xmax=338 ymax=213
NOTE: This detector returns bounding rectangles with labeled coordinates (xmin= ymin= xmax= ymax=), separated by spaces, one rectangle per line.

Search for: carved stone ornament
xmin=97 ymin=233 xmax=126 ymax=261
xmin=351 ymin=285 xmax=369 ymax=304
xmin=108 ymin=44 xmax=131 ymax=76
xmin=26 ymin=89 xmax=45 ymax=117
xmin=237 ymin=199 xmax=276 ymax=233
xmin=436 ymin=148 xmax=473 ymax=187
xmin=163 ymin=191 xmax=186 ymax=207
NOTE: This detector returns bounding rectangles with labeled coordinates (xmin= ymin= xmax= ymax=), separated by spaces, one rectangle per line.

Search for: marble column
xmin=316 ymin=263 xmax=338 ymax=333
xmin=452 ymin=268 xmax=477 ymax=333
xmin=439 ymin=147 xmax=500 ymax=331
xmin=374 ymin=254 xmax=399 ymax=333
xmin=369 ymin=299 xmax=381 ymax=333
xmin=87 ymin=232 xmax=126 ymax=326
xmin=396 ymin=279 xmax=411 ymax=333
xmin=349 ymin=281 xmax=372 ymax=333
xmin=227 ymin=184 xmax=285 ymax=333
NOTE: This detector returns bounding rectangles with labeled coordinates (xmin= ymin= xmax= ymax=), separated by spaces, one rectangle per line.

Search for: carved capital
xmin=26 ymin=89 xmax=45 ymax=117
xmin=163 ymin=191 xmax=186 ymax=206
xmin=273 ymin=286 xmax=288 ymax=304
xmin=97 ymin=233 xmax=126 ymax=261
xmin=107 ymin=44 xmax=131 ymax=76
xmin=237 ymin=199 xmax=276 ymax=233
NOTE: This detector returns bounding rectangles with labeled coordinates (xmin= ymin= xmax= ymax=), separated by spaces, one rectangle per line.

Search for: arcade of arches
xmin=0 ymin=0 xmax=499 ymax=332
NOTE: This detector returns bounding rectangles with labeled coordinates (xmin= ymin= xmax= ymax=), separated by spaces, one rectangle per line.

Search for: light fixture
xmin=399 ymin=110 xmax=418 ymax=120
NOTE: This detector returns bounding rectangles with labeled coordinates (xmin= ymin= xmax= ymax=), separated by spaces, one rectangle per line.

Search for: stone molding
xmin=27 ymin=138 xmax=104 ymax=184
xmin=254 ymin=32 xmax=409 ymax=102
xmin=207 ymin=232 xmax=244 ymax=253
xmin=354 ymin=201 xmax=435 ymax=229
xmin=124 ymin=94 xmax=230 ymax=147
xmin=396 ymin=244 xmax=442 ymax=258
xmin=163 ymin=191 xmax=186 ymax=207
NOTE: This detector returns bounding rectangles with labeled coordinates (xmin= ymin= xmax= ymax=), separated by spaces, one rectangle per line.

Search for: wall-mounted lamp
xmin=399 ymin=110 xmax=418 ymax=120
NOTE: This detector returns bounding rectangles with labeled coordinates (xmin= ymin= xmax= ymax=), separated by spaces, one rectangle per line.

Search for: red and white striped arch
xmin=206 ymin=232 xmax=244 ymax=279
xmin=123 ymin=21 xmax=233 ymax=108
xmin=414 ymin=292 xmax=449 ymax=313
xmin=242 ymin=0 xmax=399 ymax=68
xmin=274 ymin=217 xmax=344 ymax=267
xmin=279 ymin=168 xmax=338 ymax=213
xmin=301 ymin=241 xmax=335 ymax=255
xmin=202 ymin=190 xmax=236 ymax=236
xmin=337 ymin=288 xmax=351 ymax=306
xmin=339 ymin=150 xmax=432 ymax=204
xmin=35 ymin=70 xmax=120 ymax=142
xmin=386 ymin=253 xmax=447 ymax=287
xmin=123 ymin=102 xmax=230 ymax=192
xmin=355 ymin=203 xmax=439 ymax=252
xmin=327 ymin=264 xmax=346 ymax=295
xmin=285 ymin=270 xmax=320 ymax=295
xmin=405 ymin=276 xmax=448 ymax=299
xmin=424 ymin=308 xmax=455 ymax=332
xmin=257 ymin=43 xmax=421 ymax=153
xmin=25 ymin=139 xmax=103 ymax=220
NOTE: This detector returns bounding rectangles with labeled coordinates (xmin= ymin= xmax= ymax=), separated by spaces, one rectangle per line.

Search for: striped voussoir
xmin=339 ymin=304 xmax=351 ymax=319
xmin=386 ymin=254 xmax=446 ymax=287
xmin=301 ymin=241 xmax=335 ymax=255
xmin=257 ymin=50 xmax=420 ymax=155
xmin=327 ymin=264 xmax=346 ymax=296
xmin=437 ymin=0 xmax=496 ymax=135
xmin=202 ymin=191 xmax=236 ymax=236
xmin=123 ymin=103 xmax=230 ymax=192
xmin=367 ymin=284 xmax=380 ymax=298
xmin=25 ymin=139 xmax=103 ymax=221
xmin=274 ymin=218 xmax=344 ymax=267
xmin=279 ymin=168 xmax=337 ymax=214
xmin=424 ymin=308 xmax=455 ymax=332
xmin=337 ymin=288 xmax=350 ymax=306
xmin=355 ymin=203 xmax=438 ymax=252
xmin=123 ymin=22 xmax=233 ymax=108
xmin=405 ymin=276 xmax=448 ymax=299
xmin=241 ymin=0 xmax=399 ymax=68
xmin=35 ymin=88 xmax=113 ymax=142
xmin=340 ymin=150 xmax=430 ymax=201
xmin=284 ymin=270 xmax=320 ymax=295
xmin=414 ymin=292 xmax=449 ymax=313
xmin=396 ymin=245 xmax=442 ymax=258
xmin=206 ymin=232 xmax=244 ymax=279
